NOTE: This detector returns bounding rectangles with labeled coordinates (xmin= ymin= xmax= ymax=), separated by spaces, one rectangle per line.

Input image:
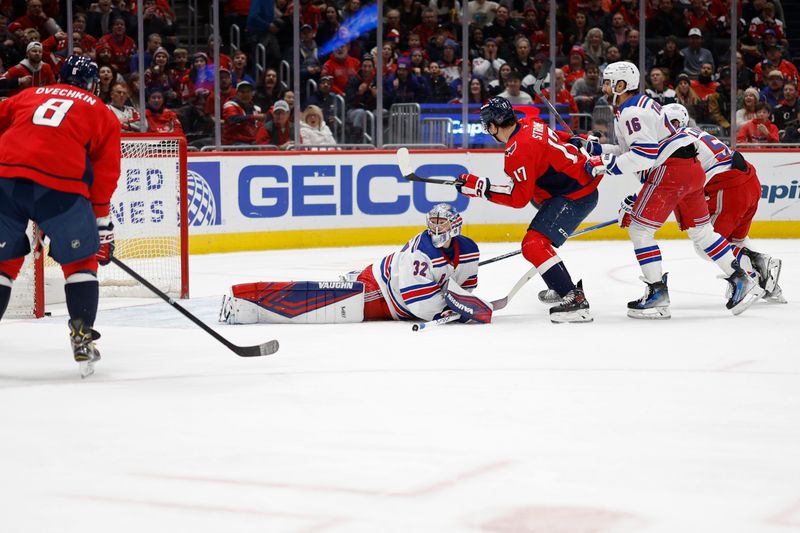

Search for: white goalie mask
xmin=426 ymin=203 xmax=463 ymax=248
xmin=662 ymin=103 xmax=689 ymax=129
xmin=602 ymin=61 xmax=640 ymax=106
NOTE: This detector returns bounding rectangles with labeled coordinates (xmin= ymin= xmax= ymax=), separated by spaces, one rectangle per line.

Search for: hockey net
xmin=5 ymin=134 xmax=189 ymax=318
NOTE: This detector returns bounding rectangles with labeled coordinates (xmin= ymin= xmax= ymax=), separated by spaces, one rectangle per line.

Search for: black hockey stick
xmin=478 ymin=218 xmax=618 ymax=267
xmin=110 ymin=257 xmax=279 ymax=357
xmin=412 ymin=266 xmax=538 ymax=331
xmin=531 ymin=58 xmax=577 ymax=137
xmin=396 ymin=147 xmax=463 ymax=185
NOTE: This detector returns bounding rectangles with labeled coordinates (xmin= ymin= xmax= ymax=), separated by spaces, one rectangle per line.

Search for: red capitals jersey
xmin=0 ymin=85 xmax=122 ymax=217
xmin=490 ymin=118 xmax=600 ymax=208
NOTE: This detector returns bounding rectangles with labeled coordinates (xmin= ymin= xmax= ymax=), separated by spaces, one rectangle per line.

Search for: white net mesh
xmin=5 ymin=137 xmax=185 ymax=318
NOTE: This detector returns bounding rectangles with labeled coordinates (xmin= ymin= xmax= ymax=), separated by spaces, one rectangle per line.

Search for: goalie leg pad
xmin=220 ymin=281 xmax=365 ymax=324
xmin=444 ymin=280 xmax=493 ymax=324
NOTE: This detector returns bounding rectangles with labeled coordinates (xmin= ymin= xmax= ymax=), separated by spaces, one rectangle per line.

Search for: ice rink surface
xmin=1 ymin=239 xmax=799 ymax=533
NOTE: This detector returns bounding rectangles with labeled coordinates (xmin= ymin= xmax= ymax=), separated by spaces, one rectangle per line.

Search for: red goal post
xmin=5 ymin=133 xmax=189 ymax=319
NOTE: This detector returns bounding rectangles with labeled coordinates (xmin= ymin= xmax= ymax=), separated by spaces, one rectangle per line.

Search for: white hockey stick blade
xmin=397 ymin=147 xmax=413 ymax=176
xmin=491 ymin=266 xmax=538 ymax=311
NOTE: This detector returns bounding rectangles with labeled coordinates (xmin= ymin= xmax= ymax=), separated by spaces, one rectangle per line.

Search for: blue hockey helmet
xmin=479 ymin=96 xmax=516 ymax=132
xmin=427 ymin=203 xmax=463 ymax=248
xmin=59 ymin=55 xmax=99 ymax=90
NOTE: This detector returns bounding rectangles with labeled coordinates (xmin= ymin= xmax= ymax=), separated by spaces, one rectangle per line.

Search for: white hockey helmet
xmin=602 ymin=61 xmax=640 ymax=105
xmin=427 ymin=203 xmax=463 ymax=248
xmin=663 ymin=103 xmax=689 ymax=128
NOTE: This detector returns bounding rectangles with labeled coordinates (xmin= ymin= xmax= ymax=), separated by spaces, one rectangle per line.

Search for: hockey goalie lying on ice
xmin=219 ymin=204 xmax=493 ymax=325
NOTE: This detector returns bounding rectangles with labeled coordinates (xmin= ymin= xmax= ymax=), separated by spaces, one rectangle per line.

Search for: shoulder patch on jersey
xmin=505 ymin=141 xmax=518 ymax=156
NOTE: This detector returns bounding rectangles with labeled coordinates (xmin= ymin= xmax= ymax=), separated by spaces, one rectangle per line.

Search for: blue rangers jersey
xmin=372 ymin=231 xmax=480 ymax=321
xmin=601 ymin=94 xmax=698 ymax=175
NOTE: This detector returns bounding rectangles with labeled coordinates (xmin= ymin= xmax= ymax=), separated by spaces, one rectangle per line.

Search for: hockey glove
xmin=456 ymin=173 xmax=491 ymax=198
xmin=567 ymin=134 xmax=602 ymax=156
xmin=584 ymin=154 xmax=620 ymax=178
xmin=618 ymin=194 xmax=637 ymax=228
xmin=96 ymin=217 xmax=115 ymax=266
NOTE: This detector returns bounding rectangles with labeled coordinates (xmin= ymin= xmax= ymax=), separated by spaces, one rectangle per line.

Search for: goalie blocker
xmin=219 ymin=279 xmax=492 ymax=325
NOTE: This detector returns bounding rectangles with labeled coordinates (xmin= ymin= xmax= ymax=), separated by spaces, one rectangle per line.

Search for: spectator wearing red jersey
xmin=206 ymin=35 xmax=232 ymax=71
xmin=223 ymin=80 xmax=267 ymax=145
xmin=683 ymin=0 xmax=714 ymax=35
xmin=754 ymin=44 xmax=799 ymax=86
xmin=0 ymin=41 xmax=54 ymax=95
xmin=321 ymin=44 xmax=360 ymax=95
xmin=139 ymin=0 xmax=175 ymax=41
xmin=97 ymin=16 xmax=136 ymax=75
xmin=736 ymin=102 xmax=779 ymax=144
xmin=300 ymin=0 xmax=322 ymax=31
xmin=412 ymin=8 xmax=439 ymax=49
xmin=181 ymin=52 xmax=214 ymax=101
xmin=94 ymin=40 xmax=113 ymax=70
xmin=12 ymin=0 xmax=61 ymax=38
xmin=690 ymin=62 xmax=719 ymax=100
xmin=145 ymin=89 xmax=183 ymax=134
xmin=256 ymin=99 xmax=293 ymax=149
xmin=204 ymin=67 xmax=236 ymax=115
xmin=562 ymin=46 xmax=586 ymax=91
xmin=748 ymin=2 xmax=785 ymax=42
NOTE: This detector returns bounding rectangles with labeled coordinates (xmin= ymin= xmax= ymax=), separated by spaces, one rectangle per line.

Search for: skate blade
xmin=79 ymin=360 xmax=95 ymax=379
xmin=765 ymin=258 xmax=782 ymax=293
xmin=550 ymin=310 xmax=593 ymax=323
xmin=764 ymin=286 xmax=788 ymax=304
xmin=538 ymin=290 xmax=561 ymax=304
xmin=729 ymin=286 xmax=766 ymax=316
xmin=627 ymin=307 xmax=671 ymax=319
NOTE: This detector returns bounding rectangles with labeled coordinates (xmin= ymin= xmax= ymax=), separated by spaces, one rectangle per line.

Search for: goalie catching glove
xmin=96 ymin=217 xmax=115 ymax=266
xmin=456 ymin=173 xmax=491 ymax=198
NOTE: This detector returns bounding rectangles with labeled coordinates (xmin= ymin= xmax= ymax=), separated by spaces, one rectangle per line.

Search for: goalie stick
xmin=478 ymin=218 xmax=618 ymax=266
xmin=110 ymin=257 xmax=279 ymax=357
xmin=412 ymin=266 xmax=537 ymax=331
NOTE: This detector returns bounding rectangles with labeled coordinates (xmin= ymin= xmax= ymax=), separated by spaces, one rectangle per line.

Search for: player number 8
xmin=32 ymin=98 xmax=75 ymax=128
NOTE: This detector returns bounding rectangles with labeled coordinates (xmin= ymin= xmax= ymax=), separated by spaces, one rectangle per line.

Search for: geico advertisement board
xmin=184 ymin=150 xmax=799 ymax=236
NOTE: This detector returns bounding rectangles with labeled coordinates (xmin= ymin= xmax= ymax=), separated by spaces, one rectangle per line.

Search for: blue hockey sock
xmin=0 ymin=283 xmax=11 ymax=319
xmin=65 ymin=280 xmax=99 ymax=327
xmin=540 ymin=258 xmax=575 ymax=297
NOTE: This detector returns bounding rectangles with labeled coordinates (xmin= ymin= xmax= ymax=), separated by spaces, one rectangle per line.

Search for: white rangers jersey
xmin=601 ymin=94 xmax=697 ymax=175
xmin=678 ymin=126 xmax=736 ymax=182
xmin=372 ymin=231 xmax=480 ymax=321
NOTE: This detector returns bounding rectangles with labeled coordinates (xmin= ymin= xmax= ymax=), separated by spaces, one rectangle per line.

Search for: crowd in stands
xmin=0 ymin=0 xmax=797 ymax=146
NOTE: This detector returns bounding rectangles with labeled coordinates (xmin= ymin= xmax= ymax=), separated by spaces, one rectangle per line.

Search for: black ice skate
xmin=724 ymin=261 xmax=765 ymax=315
xmin=628 ymin=274 xmax=670 ymax=319
xmin=538 ymin=288 xmax=561 ymax=304
xmin=69 ymin=318 xmax=101 ymax=379
xmin=549 ymin=280 xmax=593 ymax=323
xmin=741 ymin=248 xmax=786 ymax=303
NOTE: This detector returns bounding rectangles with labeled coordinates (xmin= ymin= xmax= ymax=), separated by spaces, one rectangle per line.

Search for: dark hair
xmin=506 ymin=71 xmax=522 ymax=81
xmin=756 ymin=102 xmax=771 ymax=113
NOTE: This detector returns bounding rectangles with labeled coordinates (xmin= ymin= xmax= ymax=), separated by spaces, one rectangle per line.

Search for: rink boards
xmin=182 ymin=149 xmax=800 ymax=254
